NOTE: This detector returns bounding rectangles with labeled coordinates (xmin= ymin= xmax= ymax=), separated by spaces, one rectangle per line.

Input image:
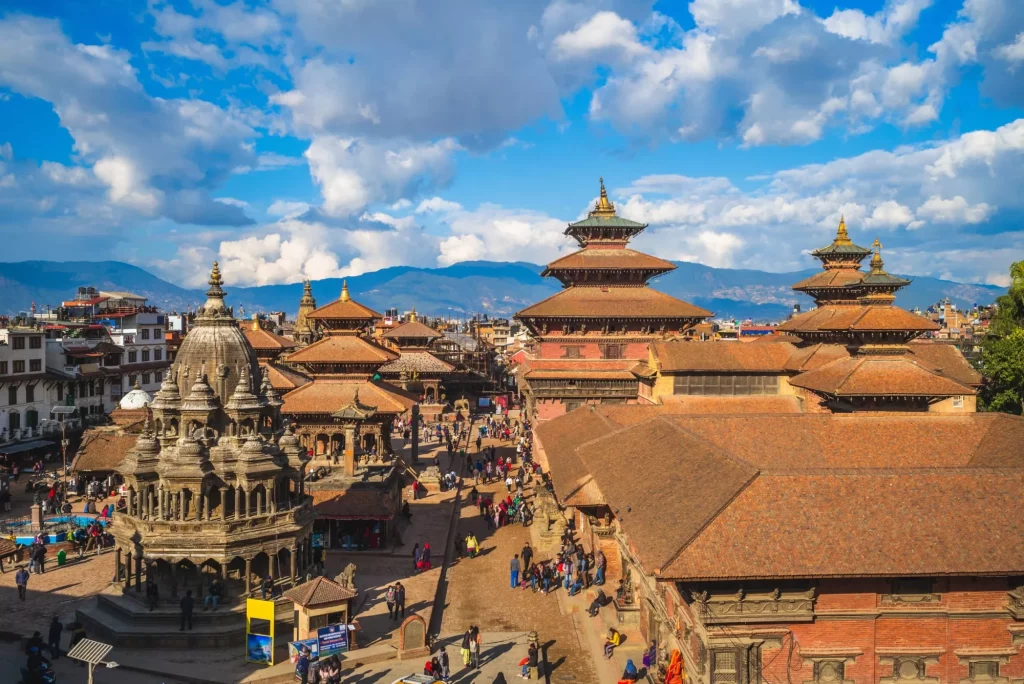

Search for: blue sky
xmin=1 ymin=0 xmax=1022 ymax=287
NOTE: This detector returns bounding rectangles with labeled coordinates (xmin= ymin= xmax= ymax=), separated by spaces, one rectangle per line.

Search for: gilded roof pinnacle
xmin=834 ymin=215 xmax=852 ymax=246
xmin=340 ymin=279 xmax=350 ymax=302
xmin=251 ymin=313 xmax=260 ymax=331
xmin=870 ymin=238 xmax=884 ymax=272
xmin=589 ymin=176 xmax=617 ymax=218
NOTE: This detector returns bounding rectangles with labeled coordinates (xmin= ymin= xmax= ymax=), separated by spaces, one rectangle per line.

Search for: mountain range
xmin=0 ymin=260 xmax=1004 ymax=323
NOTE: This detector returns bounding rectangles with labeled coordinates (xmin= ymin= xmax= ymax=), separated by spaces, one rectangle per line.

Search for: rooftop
xmin=787 ymin=355 xmax=977 ymax=398
xmin=517 ymin=286 xmax=712 ymax=320
xmin=652 ymin=340 xmax=796 ymax=373
xmin=281 ymin=378 xmax=415 ymax=415
xmin=285 ymin=335 xmax=398 ymax=365
xmin=282 ymin=576 xmax=357 ymax=607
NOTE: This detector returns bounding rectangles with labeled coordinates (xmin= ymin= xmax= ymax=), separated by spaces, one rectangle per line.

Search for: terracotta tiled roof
xmin=381 ymin=321 xmax=442 ymax=340
xmin=517 ymin=287 xmax=712 ymax=319
xmin=652 ymin=340 xmax=796 ymax=372
xmin=659 ymin=395 xmax=803 ymax=413
xmin=750 ymin=334 xmax=803 ymax=344
xmin=664 ymin=469 xmax=1024 ymax=580
xmin=791 ymin=268 xmax=865 ymax=290
xmin=108 ymin=407 xmax=149 ymax=431
xmin=783 ymin=343 xmax=851 ymax=372
xmin=539 ymin=407 xmax=1024 ymax=581
xmin=285 ymin=335 xmax=398 ymax=364
xmin=0 ymin=538 xmax=18 ymax=558
xmin=907 ymin=340 xmax=982 ymax=386
xmin=517 ymin=358 xmax=638 ymax=372
xmin=243 ymin=326 xmax=297 ymax=351
xmin=788 ymin=356 xmax=976 ymax=397
xmin=263 ymin=362 xmax=311 ymax=390
xmin=283 ymin=576 xmax=357 ymax=607
xmin=777 ymin=304 xmax=939 ymax=333
xmin=543 ymin=248 xmax=676 ymax=273
xmin=310 ymin=488 xmax=397 ymax=520
xmin=307 ymin=298 xmax=382 ymax=321
xmin=281 ymin=379 xmax=415 ymax=415
xmin=378 ymin=351 xmax=455 ymax=374
xmin=71 ymin=430 xmax=137 ymax=473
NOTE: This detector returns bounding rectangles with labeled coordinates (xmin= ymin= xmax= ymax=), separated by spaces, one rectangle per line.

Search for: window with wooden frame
xmin=562 ymin=346 xmax=582 ymax=359
xmin=969 ymin=661 xmax=999 ymax=680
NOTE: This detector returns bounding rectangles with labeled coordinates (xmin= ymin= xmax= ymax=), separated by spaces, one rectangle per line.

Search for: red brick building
xmin=536 ymin=406 xmax=1024 ymax=684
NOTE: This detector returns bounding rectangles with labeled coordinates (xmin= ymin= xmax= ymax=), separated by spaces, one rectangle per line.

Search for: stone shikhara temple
xmin=82 ymin=263 xmax=316 ymax=646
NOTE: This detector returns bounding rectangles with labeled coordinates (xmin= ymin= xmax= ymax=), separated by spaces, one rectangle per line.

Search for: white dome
xmin=120 ymin=386 xmax=153 ymax=410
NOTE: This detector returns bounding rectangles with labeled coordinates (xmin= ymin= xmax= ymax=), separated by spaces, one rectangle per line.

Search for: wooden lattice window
xmin=712 ymin=650 xmax=739 ymax=684
xmin=562 ymin=346 xmax=582 ymax=359
xmin=969 ymin=661 xmax=999 ymax=680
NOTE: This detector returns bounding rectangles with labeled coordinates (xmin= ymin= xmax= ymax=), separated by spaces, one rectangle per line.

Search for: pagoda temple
xmin=644 ymin=219 xmax=980 ymax=414
xmin=242 ymin=313 xmax=310 ymax=394
xmin=377 ymin=314 xmax=455 ymax=408
xmin=279 ymin=281 xmax=416 ymax=550
xmin=516 ymin=179 xmax=712 ymax=420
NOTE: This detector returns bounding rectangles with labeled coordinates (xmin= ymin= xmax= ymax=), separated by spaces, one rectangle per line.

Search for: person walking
xmin=439 ymin=646 xmax=451 ymax=681
xmin=521 ymin=543 xmax=533 ymax=574
xmin=386 ymin=584 xmax=397 ymax=620
xmin=460 ymin=629 xmax=473 ymax=668
xmin=510 ymin=554 xmax=521 ymax=589
xmin=471 ymin=626 xmax=482 ymax=669
xmin=466 ymin=533 xmax=478 ymax=558
xmin=179 ymin=590 xmax=194 ymax=631
xmin=412 ymin=543 xmax=420 ymax=572
xmin=15 ymin=565 xmax=29 ymax=601
xmin=146 ymin=577 xmax=160 ymax=611
xmin=395 ymin=581 xmax=406 ymax=619
xmin=47 ymin=616 xmax=63 ymax=659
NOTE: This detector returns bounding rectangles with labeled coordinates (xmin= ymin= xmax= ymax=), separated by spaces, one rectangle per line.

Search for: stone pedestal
xmin=30 ymin=504 xmax=44 ymax=530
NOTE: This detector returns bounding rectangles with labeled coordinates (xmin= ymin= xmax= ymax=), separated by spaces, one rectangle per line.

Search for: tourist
xmin=466 ymin=533 xmax=478 ymax=558
xmin=505 ymin=474 xmax=513 ymax=494
xmin=204 ymin=577 xmax=223 ymax=610
xmin=422 ymin=542 xmax=431 ymax=570
xmin=179 ymin=590 xmax=194 ymax=631
xmin=296 ymin=646 xmax=311 ymax=684
xmin=430 ymin=656 xmax=442 ymax=681
xmin=622 ymin=659 xmax=639 ymax=681
xmin=412 ymin=543 xmax=420 ymax=572
xmin=521 ymin=543 xmax=533 ymax=574
xmin=471 ymin=626 xmax=482 ymax=669
xmin=510 ymin=553 xmax=520 ymax=589
xmin=146 ymin=578 xmax=160 ymax=611
xmin=439 ymin=646 xmax=450 ymax=681
xmin=424 ymin=658 xmax=436 ymax=679
xmin=453 ymin=533 xmax=465 ymax=560
xmin=386 ymin=584 xmax=397 ymax=620
xmin=31 ymin=542 xmax=47 ymax=574
xmin=460 ymin=629 xmax=473 ymax=668
xmin=541 ymin=563 xmax=553 ymax=594
xmin=15 ymin=565 xmax=29 ymax=600
xmin=527 ymin=640 xmax=540 ymax=680
xmin=67 ymin=620 xmax=87 ymax=652
xmin=395 ymin=581 xmax=406 ymax=619
xmin=595 ymin=549 xmax=606 ymax=586
xmin=603 ymin=628 xmax=620 ymax=659
xmin=47 ymin=616 xmax=63 ymax=659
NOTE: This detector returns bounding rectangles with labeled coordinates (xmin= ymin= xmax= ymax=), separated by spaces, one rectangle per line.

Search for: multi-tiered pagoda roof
xmin=518 ymin=179 xmax=712 ymax=333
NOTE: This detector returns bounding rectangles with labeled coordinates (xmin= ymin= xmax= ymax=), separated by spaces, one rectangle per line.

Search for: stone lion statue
xmin=335 ymin=562 xmax=357 ymax=589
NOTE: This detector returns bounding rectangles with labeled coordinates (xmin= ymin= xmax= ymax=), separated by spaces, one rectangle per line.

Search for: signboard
xmin=312 ymin=533 xmax=325 ymax=549
xmin=317 ymin=624 xmax=350 ymax=656
xmin=246 ymin=598 xmax=276 ymax=666
xmin=477 ymin=397 xmax=491 ymax=407
xmin=289 ymin=638 xmax=319 ymax=662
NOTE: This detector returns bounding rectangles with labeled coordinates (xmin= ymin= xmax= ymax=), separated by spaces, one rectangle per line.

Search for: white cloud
xmin=305 ymin=136 xmax=460 ymax=217
xmin=864 ymin=200 xmax=915 ymax=228
xmin=916 ymin=195 xmax=992 ymax=223
xmin=550 ymin=11 xmax=649 ymax=62
xmin=267 ymin=200 xmax=311 ymax=219
xmin=995 ymin=32 xmax=1024 ymax=64
xmin=823 ymin=0 xmax=933 ymax=44
xmin=437 ymin=204 xmax=570 ymax=266
xmin=416 ymin=197 xmax=463 ymax=214
xmin=93 ymin=156 xmax=162 ymax=214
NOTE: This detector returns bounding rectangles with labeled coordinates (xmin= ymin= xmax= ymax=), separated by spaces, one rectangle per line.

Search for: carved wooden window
xmin=562 ymin=346 xmax=582 ymax=359
xmin=815 ymin=661 xmax=845 ymax=683
xmin=603 ymin=344 xmax=624 ymax=359
xmin=712 ymin=650 xmax=739 ymax=684
xmin=565 ymin=401 xmax=583 ymax=413
xmin=969 ymin=661 xmax=999 ymax=680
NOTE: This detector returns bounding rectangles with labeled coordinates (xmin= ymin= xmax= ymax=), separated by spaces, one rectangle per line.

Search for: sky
xmin=0 ymin=0 xmax=1023 ymax=288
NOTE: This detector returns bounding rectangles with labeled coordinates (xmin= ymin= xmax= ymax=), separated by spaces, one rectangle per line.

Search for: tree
xmin=979 ymin=260 xmax=1024 ymax=414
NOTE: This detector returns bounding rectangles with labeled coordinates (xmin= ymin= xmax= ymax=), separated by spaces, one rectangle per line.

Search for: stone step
xmin=95 ymin=593 xmax=249 ymax=626
xmin=76 ymin=601 xmax=247 ymax=649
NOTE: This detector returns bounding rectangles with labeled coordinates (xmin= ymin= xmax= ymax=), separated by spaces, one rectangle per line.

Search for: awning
xmin=0 ymin=439 xmax=56 ymax=455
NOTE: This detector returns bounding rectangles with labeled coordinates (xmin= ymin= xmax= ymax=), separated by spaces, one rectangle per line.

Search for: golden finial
xmin=340 ymin=279 xmax=350 ymax=302
xmin=205 ymin=260 xmax=226 ymax=299
xmin=870 ymin=238 xmax=884 ymax=272
xmin=589 ymin=176 xmax=617 ymax=218
xmin=834 ymin=215 xmax=852 ymax=246
xmin=209 ymin=261 xmax=222 ymax=287
xmin=251 ymin=313 xmax=260 ymax=331
xmin=303 ymin=280 xmax=312 ymax=296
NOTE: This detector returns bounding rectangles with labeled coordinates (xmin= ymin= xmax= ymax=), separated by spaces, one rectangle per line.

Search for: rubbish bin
xmin=57 ymin=549 xmax=67 ymax=566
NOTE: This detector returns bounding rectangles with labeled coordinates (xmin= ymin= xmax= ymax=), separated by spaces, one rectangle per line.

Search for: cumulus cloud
xmin=0 ymin=15 xmax=255 ymax=226
xmin=305 ymin=137 xmax=459 ymax=217
xmin=916 ymin=195 xmax=992 ymax=223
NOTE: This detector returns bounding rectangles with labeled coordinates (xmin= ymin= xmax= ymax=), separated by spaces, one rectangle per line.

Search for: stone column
xmin=114 ymin=547 xmax=122 ymax=583
xmin=158 ymin=487 xmax=165 ymax=520
xmin=135 ymin=553 xmax=142 ymax=592
xmin=245 ymin=558 xmax=252 ymax=596
xmin=243 ymin=489 xmax=251 ymax=518
xmin=235 ymin=487 xmax=242 ymax=521
xmin=220 ymin=487 xmax=229 ymax=521
xmin=125 ymin=551 xmax=133 ymax=591
xmin=178 ymin=490 xmax=186 ymax=520
xmin=344 ymin=424 xmax=357 ymax=477
xmin=171 ymin=562 xmax=178 ymax=598
xmin=269 ymin=484 xmax=277 ymax=514
xmin=290 ymin=546 xmax=298 ymax=584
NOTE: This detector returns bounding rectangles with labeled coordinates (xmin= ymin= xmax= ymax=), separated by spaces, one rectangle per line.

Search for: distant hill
xmin=0 ymin=259 xmax=1005 ymax=323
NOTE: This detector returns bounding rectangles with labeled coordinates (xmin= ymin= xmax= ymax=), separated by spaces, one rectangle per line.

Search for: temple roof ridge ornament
xmin=340 ymin=279 xmax=350 ymax=302
xmin=590 ymin=177 xmax=617 ymax=218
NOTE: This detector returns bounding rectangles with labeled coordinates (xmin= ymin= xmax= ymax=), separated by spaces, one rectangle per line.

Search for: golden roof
xmin=589 ymin=177 xmax=616 ymax=218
